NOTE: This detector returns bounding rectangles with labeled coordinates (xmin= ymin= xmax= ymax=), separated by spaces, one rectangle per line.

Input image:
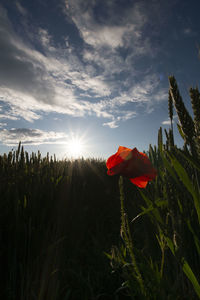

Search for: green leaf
xmin=177 ymin=150 xmax=200 ymax=172
xmin=131 ymin=205 xmax=154 ymax=222
xmin=165 ymin=236 xmax=175 ymax=255
xmin=177 ymin=123 xmax=185 ymax=140
xmin=166 ymin=234 xmax=200 ymax=299
xmin=187 ymin=220 xmax=200 ymax=256
xmin=168 ymin=153 xmax=200 ymax=223
xmin=160 ymin=151 xmax=179 ymax=184
xmin=138 ymin=190 xmax=163 ymax=224
xmin=131 ymin=200 xmax=167 ymax=223
xmin=182 ymin=258 xmax=200 ymax=298
xmin=155 ymin=199 xmax=168 ymax=208
xmin=104 ymin=252 xmax=112 ymax=260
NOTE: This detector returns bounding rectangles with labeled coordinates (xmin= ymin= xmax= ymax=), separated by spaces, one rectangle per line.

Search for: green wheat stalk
xmin=169 ymin=76 xmax=197 ymax=156
xmin=190 ymin=87 xmax=200 ymax=154
xmin=168 ymin=90 xmax=174 ymax=133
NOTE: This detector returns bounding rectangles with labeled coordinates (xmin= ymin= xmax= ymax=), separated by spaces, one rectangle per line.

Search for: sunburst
xmin=66 ymin=136 xmax=85 ymax=158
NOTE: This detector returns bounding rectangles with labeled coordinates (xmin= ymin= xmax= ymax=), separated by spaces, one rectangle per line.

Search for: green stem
xmin=119 ymin=176 xmax=146 ymax=296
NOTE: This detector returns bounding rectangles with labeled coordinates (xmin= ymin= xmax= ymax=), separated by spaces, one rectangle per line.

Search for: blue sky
xmin=0 ymin=0 xmax=200 ymax=159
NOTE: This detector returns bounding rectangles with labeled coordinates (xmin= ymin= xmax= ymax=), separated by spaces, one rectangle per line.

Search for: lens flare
xmin=66 ymin=136 xmax=84 ymax=158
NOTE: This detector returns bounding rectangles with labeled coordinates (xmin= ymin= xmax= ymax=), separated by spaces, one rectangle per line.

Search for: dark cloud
xmin=0 ymin=6 xmax=55 ymax=104
xmin=0 ymin=127 xmax=68 ymax=145
xmin=8 ymin=128 xmax=42 ymax=136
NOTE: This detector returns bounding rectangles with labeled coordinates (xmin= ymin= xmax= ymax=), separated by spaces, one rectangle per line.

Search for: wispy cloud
xmin=162 ymin=115 xmax=177 ymax=125
xmin=15 ymin=1 xmax=27 ymax=16
xmin=65 ymin=0 xmax=146 ymax=49
xmin=0 ymin=2 xmax=168 ymax=129
xmin=162 ymin=119 xmax=172 ymax=125
xmin=0 ymin=128 xmax=68 ymax=146
xmin=103 ymin=120 xmax=118 ymax=129
xmin=103 ymin=110 xmax=137 ymax=128
xmin=0 ymin=122 xmax=7 ymax=128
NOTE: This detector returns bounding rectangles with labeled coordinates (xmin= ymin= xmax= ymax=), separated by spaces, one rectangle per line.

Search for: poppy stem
xmin=119 ymin=176 xmax=126 ymax=232
xmin=118 ymin=176 xmax=146 ymax=296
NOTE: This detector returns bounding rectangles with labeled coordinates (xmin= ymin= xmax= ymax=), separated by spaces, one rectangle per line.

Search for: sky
xmin=0 ymin=0 xmax=200 ymax=159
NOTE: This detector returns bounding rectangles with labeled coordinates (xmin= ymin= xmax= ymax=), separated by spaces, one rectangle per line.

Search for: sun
xmin=66 ymin=136 xmax=84 ymax=158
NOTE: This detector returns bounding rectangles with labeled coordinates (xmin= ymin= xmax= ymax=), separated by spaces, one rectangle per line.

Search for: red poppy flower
xmin=106 ymin=146 xmax=157 ymax=188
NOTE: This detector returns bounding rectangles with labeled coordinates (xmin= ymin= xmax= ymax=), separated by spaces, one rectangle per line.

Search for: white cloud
xmin=0 ymin=128 xmax=68 ymax=146
xmin=0 ymin=7 xmax=111 ymax=120
xmin=119 ymin=111 xmax=137 ymax=121
xmin=103 ymin=110 xmax=137 ymax=128
xmin=0 ymin=122 xmax=7 ymax=128
xmin=81 ymin=24 xmax=135 ymax=49
xmin=162 ymin=119 xmax=171 ymax=125
xmin=38 ymin=28 xmax=52 ymax=49
xmin=0 ymin=3 xmax=168 ymax=130
xmin=66 ymin=0 xmax=146 ymax=50
xmin=103 ymin=120 xmax=118 ymax=129
xmin=153 ymin=89 xmax=168 ymax=102
xmin=65 ymin=0 xmax=153 ymax=81
xmin=0 ymin=112 xmax=19 ymax=121
xmin=162 ymin=115 xmax=177 ymax=125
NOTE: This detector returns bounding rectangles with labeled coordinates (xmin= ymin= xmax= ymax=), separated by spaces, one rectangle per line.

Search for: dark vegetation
xmin=1 ymin=143 xmax=140 ymax=299
xmin=1 ymin=76 xmax=200 ymax=299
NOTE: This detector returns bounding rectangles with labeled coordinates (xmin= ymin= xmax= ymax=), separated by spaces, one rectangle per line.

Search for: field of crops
xmin=1 ymin=77 xmax=200 ymax=299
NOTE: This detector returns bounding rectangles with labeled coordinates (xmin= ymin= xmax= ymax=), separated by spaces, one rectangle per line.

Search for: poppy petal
xmin=106 ymin=146 xmax=131 ymax=170
xmin=117 ymin=146 xmax=132 ymax=153
xmin=106 ymin=146 xmax=157 ymax=188
xmin=130 ymin=177 xmax=148 ymax=188
xmin=106 ymin=153 xmax=123 ymax=170
xmin=117 ymin=146 xmax=132 ymax=161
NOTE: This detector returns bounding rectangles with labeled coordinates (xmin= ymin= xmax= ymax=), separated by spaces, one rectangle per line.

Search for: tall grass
xmin=1 ymin=148 xmax=126 ymax=299
xmin=1 ymin=77 xmax=200 ymax=299
xmin=107 ymin=77 xmax=200 ymax=299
